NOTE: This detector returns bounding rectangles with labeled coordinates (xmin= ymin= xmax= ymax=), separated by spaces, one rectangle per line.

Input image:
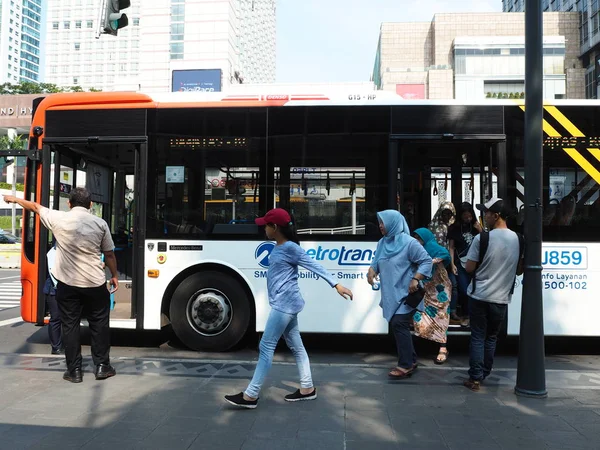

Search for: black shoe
xmin=224 ymin=392 xmax=258 ymax=409
xmin=284 ymin=388 xmax=317 ymax=402
xmin=95 ymin=364 xmax=116 ymax=380
xmin=463 ymin=378 xmax=481 ymax=392
xmin=63 ymin=368 xmax=83 ymax=383
xmin=51 ymin=348 xmax=64 ymax=355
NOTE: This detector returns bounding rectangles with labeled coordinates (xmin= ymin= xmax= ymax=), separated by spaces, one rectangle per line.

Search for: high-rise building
xmin=0 ymin=0 xmax=46 ymax=84
xmin=44 ymin=0 xmax=276 ymax=93
xmin=502 ymin=0 xmax=600 ymax=98
xmin=372 ymin=13 xmax=584 ymax=100
xmin=44 ymin=0 xmax=141 ymax=91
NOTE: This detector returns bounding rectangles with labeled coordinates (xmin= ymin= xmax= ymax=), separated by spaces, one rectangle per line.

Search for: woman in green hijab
xmin=412 ymin=228 xmax=453 ymax=365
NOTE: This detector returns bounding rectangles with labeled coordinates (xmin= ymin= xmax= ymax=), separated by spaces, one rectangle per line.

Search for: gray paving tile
xmin=439 ymin=425 xmax=500 ymax=449
xmin=153 ymin=415 xmax=209 ymax=435
xmin=241 ymin=438 xmax=296 ymax=450
xmin=0 ymin=424 xmax=55 ymax=450
xmin=557 ymin=409 xmax=600 ymax=426
xmin=26 ymin=427 xmax=98 ymax=449
xmin=188 ymin=431 xmax=247 ymax=450
xmin=572 ymin=424 xmax=600 ymax=440
xmin=81 ymin=439 xmax=139 ymax=450
xmin=345 ymin=410 xmax=394 ymax=439
xmin=132 ymin=430 xmax=199 ymax=450
xmin=494 ymin=439 xmax=548 ymax=450
xmin=118 ymin=406 xmax=171 ymax=424
xmin=297 ymin=412 xmax=345 ymax=432
xmin=345 ymin=440 xmax=401 ymax=450
xmin=535 ymin=430 xmax=596 ymax=449
xmin=345 ymin=428 xmax=398 ymax=444
xmin=519 ymin=415 xmax=576 ymax=432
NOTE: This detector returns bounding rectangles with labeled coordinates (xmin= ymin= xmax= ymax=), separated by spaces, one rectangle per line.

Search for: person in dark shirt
xmin=447 ymin=202 xmax=482 ymax=323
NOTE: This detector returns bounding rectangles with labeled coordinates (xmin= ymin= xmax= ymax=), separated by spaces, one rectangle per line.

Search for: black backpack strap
xmin=472 ymin=232 xmax=489 ymax=295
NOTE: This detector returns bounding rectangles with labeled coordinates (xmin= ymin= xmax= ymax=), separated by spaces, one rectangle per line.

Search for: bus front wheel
xmin=170 ymin=271 xmax=251 ymax=352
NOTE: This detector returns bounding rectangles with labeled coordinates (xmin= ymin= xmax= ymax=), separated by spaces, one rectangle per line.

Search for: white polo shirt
xmin=38 ymin=206 xmax=115 ymax=288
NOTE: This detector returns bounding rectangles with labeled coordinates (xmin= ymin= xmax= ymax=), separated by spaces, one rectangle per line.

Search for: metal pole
xmin=351 ymin=191 xmax=357 ymax=234
xmin=515 ymin=0 xmax=547 ymax=398
xmin=11 ymin=162 xmax=16 ymax=236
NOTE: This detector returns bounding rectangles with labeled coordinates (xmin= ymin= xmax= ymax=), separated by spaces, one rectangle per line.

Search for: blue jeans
xmin=468 ymin=299 xmax=507 ymax=381
xmin=245 ymin=309 xmax=313 ymax=398
xmin=390 ymin=312 xmax=417 ymax=370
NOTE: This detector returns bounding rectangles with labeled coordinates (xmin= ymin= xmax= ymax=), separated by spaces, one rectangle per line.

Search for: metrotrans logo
xmin=306 ymin=245 xmax=375 ymax=266
xmin=254 ymin=242 xmax=375 ymax=267
xmin=255 ymin=242 xmax=276 ymax=268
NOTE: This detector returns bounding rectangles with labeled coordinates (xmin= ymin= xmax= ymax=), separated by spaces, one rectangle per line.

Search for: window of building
xmin=171 ymin=23 xmax=184 ymax=41
xmin=87 ymin=20 xmax=93 ymax=28
xmin=133 ymin=18 xmax=140 ymax=26
xmin=75 ymin=20 xmax=82 ymax=29
xmin=170 ymin=42 xmax=184 ymax=59
xmin=52 ymin=22 xmax=59 ymax=30
xmin=171 ymin=4 xmax=185 ymax=20
xmin=119 ymin=63 xmax=127 ymax=71
xmin=73 ymin=77 xmax=79 ymax=85
xmin=131 ymin=62 xmax=139 ymax=72
xmin=74 ymin=43 xmax=81 ymax=51
xmin=64 ymin=21 xmax=70 ymax=29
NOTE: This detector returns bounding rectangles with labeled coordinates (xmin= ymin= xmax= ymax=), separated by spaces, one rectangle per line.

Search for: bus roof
xmin=36 ymin=90 xmax=600 ymax=112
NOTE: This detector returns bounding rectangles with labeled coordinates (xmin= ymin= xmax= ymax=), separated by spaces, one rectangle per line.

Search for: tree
xmin=0 ymin=134 xmax=26 ymax=151
xmin=0 ymin=81 xmax=101 ymax=95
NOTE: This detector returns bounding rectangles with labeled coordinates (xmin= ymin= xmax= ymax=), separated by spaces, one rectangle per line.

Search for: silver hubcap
xmin=187 ymin=289 xmax=232 ymax=336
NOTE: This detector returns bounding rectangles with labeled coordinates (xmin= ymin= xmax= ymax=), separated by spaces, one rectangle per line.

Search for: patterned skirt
xmin=412 ymin=263 xmax=452 ymax=344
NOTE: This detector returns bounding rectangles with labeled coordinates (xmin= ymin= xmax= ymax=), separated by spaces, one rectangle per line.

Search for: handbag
xmin=402 ymin=286 xmax=425 ymax=309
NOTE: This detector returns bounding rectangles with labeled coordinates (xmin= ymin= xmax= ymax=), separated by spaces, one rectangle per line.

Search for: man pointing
xmin=4 ymin=188 xmax=118 ymax=383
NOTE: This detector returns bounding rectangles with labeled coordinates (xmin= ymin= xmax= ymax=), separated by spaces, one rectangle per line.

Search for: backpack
xmin=472 ymin=230 xmax=524 ymax=295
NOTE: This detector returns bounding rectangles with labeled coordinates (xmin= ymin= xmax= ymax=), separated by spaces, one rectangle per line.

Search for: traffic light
xmin=102 ymin=0 xmax=131 ymax=36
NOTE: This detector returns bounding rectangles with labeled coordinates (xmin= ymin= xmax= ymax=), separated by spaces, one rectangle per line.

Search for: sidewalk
xmin=0 ymin=353 xmax=599 ymax=450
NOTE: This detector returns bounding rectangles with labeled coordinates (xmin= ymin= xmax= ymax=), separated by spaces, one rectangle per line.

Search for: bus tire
xmin=169 ymin=271 xmax=251 ymax=352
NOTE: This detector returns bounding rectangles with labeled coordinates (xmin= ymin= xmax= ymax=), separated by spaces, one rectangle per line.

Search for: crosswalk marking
xmin=0 ymin=281 xmax=20 ymax=312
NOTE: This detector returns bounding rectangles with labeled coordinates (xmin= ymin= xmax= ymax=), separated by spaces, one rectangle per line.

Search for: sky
xmin=276 ymin=0 xmax=501 ymax=83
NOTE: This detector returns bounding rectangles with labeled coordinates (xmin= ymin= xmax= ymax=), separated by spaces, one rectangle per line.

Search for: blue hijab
xmin=413 ymin=227 xmax=451 ymax=266
xmin=372 ymin=210 xmax=412 ymax=267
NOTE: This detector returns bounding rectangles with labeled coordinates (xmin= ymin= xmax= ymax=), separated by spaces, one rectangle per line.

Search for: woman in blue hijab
xmin=412 ymin=228 xmax=453 ymax=365
xmin=367 ymin=210 xmax=432 ymax=378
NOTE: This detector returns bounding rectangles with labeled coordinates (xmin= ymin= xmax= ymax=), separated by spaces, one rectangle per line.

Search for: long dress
xmin=412 ymin=261 xmax=452 ymax=344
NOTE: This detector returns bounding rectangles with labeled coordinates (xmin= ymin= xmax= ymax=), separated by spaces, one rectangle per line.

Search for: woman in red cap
xmin=225 ymin=208 xmax=353 ymax=409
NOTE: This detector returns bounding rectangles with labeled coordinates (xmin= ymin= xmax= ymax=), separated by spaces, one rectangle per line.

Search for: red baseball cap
xmin=255 ymin=208 xmax=292 ymax=226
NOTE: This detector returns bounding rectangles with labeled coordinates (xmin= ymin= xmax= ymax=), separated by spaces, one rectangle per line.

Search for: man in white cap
xmin=463 ymin=198 xmax=523 ymax=391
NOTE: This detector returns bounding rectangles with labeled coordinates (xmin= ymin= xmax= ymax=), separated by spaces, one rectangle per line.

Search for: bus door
xmin=43 ymin=141 xmax=142 ymax=326
xmin=394 ymin=141 xmax=505 ymax=230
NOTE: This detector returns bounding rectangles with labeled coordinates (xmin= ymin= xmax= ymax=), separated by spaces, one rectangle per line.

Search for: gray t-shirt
xmin=466 ymin=228 xmax=520 ymax=305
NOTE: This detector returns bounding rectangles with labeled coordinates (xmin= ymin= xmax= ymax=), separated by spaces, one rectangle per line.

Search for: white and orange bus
xmin=18 ymin=91 xmax=600 ymax=351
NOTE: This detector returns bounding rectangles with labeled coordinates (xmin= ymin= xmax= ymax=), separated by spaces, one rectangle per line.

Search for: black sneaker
xmin=224 ymin=392 xmax=258 ymax=409
xmin=284 ymin=388 xmax=317 ymax=402
xmin=463 ymin=378 xmax=481 ymax=392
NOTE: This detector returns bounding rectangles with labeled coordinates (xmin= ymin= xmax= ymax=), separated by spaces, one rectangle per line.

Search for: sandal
xmin=388 ymin=367 xmax=413 ymax=379
xmin=434 ymin=349 xmax=449 ymax=365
